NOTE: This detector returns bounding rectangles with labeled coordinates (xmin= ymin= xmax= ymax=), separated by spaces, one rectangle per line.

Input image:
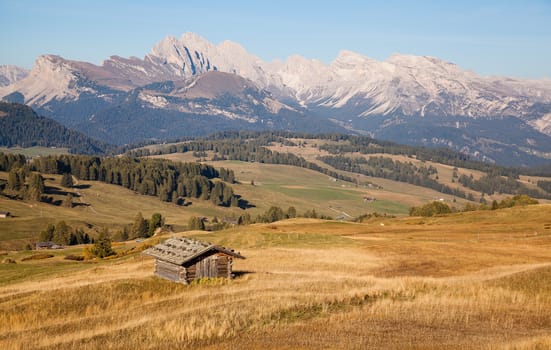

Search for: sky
xmin=0 ymin=0 xmax=550 ymax=79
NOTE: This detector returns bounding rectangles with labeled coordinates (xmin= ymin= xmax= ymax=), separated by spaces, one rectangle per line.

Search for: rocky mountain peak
xmin=0 ymin=65 xmax=29 ymax=87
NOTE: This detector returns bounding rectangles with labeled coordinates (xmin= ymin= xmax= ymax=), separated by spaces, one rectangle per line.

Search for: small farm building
xmin=35 ymin=241 xmax=64 ymax=250
xmin=0 ymin=211 xmax=10 ymax=218
xmin=143 ymin=237 xmax=245 ymax=284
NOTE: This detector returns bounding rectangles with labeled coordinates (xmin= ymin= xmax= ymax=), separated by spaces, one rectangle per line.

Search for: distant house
xmin=222 ymin=217 xmax=238 ymax=226
xmin=0 ymin=211 xmax=10 ymax=218
xmin=143 ymin=237 xmax=245 ymax=284
xmin=335 ymin=214 xmax=347 ymax=221
xmin=35 ymin=241 xmax=64 ymax=250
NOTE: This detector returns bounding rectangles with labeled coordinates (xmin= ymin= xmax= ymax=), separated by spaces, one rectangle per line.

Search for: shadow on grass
xmin=73 ymin=184 xmax=91 ymax=190
xmin=232 ymin=270 xmax=255 ymax=279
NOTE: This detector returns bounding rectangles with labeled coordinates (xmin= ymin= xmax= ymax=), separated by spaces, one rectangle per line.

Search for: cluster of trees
xmin=458 ymin=172 xmax=550 ymax=199
xmin=39 ymin=221 xmax=91 ymax=245
xmin=248 ymin=206 xmax=328 ymax=224
xmin=186 ymin=206 xmax=331 ymax=231
xmin=113 ymin=212 xmax=165 ymax=241
xmin=0 ymin=152 xmax=27 ymax=171
xmin=319 ymin=155 xmax=467 ymax=198
xmin=463 ymin=195 xmax=539 ymax=212
xmin=352 ymin=212 xmax=396 ymax=223
xmin=255 ymin=206 xmax=297 ymax=223
xmin=0 ymin=163 xmax=76 ymax=207
xmin=1 ymin=165 xmax=46 ymax=201
xmin=410 ymin=195 xmax=539 ymax=217
xmin=409 ymin=201 xmax=453 ymax=217
xmin=29 ymin=155 xmax=241 ymax=207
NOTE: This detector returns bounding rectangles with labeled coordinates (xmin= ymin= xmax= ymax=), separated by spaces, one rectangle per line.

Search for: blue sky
xmin=1 ymin=0 xmax=550 ymax=78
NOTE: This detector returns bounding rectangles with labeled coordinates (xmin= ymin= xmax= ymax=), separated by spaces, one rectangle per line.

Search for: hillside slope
xmin=1 ymin=206 xmax=551 ymax=349
xmin=0 ymin=102 xmax=112 ymax=154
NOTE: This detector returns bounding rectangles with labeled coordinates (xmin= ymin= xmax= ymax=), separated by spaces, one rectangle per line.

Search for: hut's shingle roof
xmin=143 ymin=237 xmax=244 ymax=265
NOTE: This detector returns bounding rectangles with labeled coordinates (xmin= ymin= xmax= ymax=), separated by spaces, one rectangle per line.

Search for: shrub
xmin=409 ymin=201 xmax=452 ymax=217
xmin=64 ymin=254 xmax=84 ymax=261
xmin=21 ymin=253 xmax=54 ymax=261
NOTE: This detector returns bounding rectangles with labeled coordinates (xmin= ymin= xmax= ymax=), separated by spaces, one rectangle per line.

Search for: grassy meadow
xmin=154 ymin=155 xmax=454 ymax=215
xmin=0 ymin=146 xmax=69 ymax=157
xmin=1 ymin=204 xmax=551 ymax=349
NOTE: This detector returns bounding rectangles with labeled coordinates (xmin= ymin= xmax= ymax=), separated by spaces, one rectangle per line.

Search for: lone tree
xmin=188 ymin=216 xmax=205 ymax=230
xmin=25 ymin=173 xmax=44 ymax=201
xmin=7 ymin=167 xmax=24 ymax=191
xmin=39 ymin=223 xmax=55 ymax=242
xmin=53 ymin=220 xmax=70 ymax=245
xmin=148 ymin=213 xmax=164 ymax=237
xmin=131 ymin=212 xmax=149 ymax=238
xmin=61 ymin=173 xmax=74 ymax=188
xmin=63 ymin=193 xmax=74 ymax=208
xmin=88 ymin=228 xmax=114 ymax=258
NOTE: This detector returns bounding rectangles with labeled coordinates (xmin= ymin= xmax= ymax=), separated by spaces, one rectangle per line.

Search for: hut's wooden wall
xmin=192 ymin=253 xmax=232 ymax=279
xmin=186 ymin=252 xmax=233 ymax=281
xmin=154 ymin=259 xmax=186 ymax=283
xmin=154 ymin=252 xmax=234 ymax=284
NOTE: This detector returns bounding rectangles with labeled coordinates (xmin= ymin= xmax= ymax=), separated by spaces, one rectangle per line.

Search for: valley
xmin=1 ymin=113 xmax=551 ymax=350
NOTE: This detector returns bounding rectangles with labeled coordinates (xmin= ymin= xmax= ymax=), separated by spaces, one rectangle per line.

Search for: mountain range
xmin=2 ymin=32 xmax=551 ymax=166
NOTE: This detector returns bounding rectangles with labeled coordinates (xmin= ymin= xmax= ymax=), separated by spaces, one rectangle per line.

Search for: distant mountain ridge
xmin=1 ymin=32 xmax=551 ymax=165
xmin=0 ymin=65 xmax=28 ymax=87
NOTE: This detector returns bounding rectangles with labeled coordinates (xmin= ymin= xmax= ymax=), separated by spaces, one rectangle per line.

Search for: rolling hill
xmin=0 ymin=102 xmax=112 ymax=154
xmin=1 ymin=203 xmax=551 ymax=349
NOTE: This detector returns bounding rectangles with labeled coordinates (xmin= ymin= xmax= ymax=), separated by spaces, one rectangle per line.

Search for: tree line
xmin=457 ymin=171 xmax=550 ymax=199
xmin=128 ymin=138 xmax=374 ymax=186
xmin=0 ymin=152 xmax=242 ymax=207
xmin=186 ymin=205 xmax=331 ymax=231
xmin=39 ymin=221 xmax=91 ymax=245
xmin=409 ymin=195 xmax=539 ymax=217
xmin=29 ymin=155 xmax=240 ymax=206
xmin=319 ymin=155 xmax=467 ymax=198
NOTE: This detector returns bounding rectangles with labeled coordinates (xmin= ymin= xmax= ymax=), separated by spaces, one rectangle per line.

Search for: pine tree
xmin=237 ymin=213 xmax=251 ymax=225
xmin=148 ymin=213 xmax=164 ymax=237
xmin=39 ymin=223 xmax=55 ymax=242
xmin=188 ymin=216 xmax=205 ymax=230
xmin=7 ymin=167 xmax=23 ymax=191
xmin=60 ymin=173 xmax=74 ymax=187
xmin=131 ymin=212 xmax=149 ymax=238
xmin=53 ymin=221 xmax=70 ymax=245
xmin=90 ymin=228 xmax=114 ymax=258
xmin=63 ymin=193 xmax=73 ymax=208
xmin=287 ymin=206 xmax=297 ymax=218
xmin=26 ymin=173 xmax=44 ymax=201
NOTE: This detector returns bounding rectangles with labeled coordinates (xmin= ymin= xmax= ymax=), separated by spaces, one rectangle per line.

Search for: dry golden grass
xmin=1 ymin=205 xmax=551 ymax=349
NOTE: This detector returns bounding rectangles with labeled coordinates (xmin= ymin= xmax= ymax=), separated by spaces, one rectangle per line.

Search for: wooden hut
xmin=143 ymin=237 xmax=245 ymax=284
